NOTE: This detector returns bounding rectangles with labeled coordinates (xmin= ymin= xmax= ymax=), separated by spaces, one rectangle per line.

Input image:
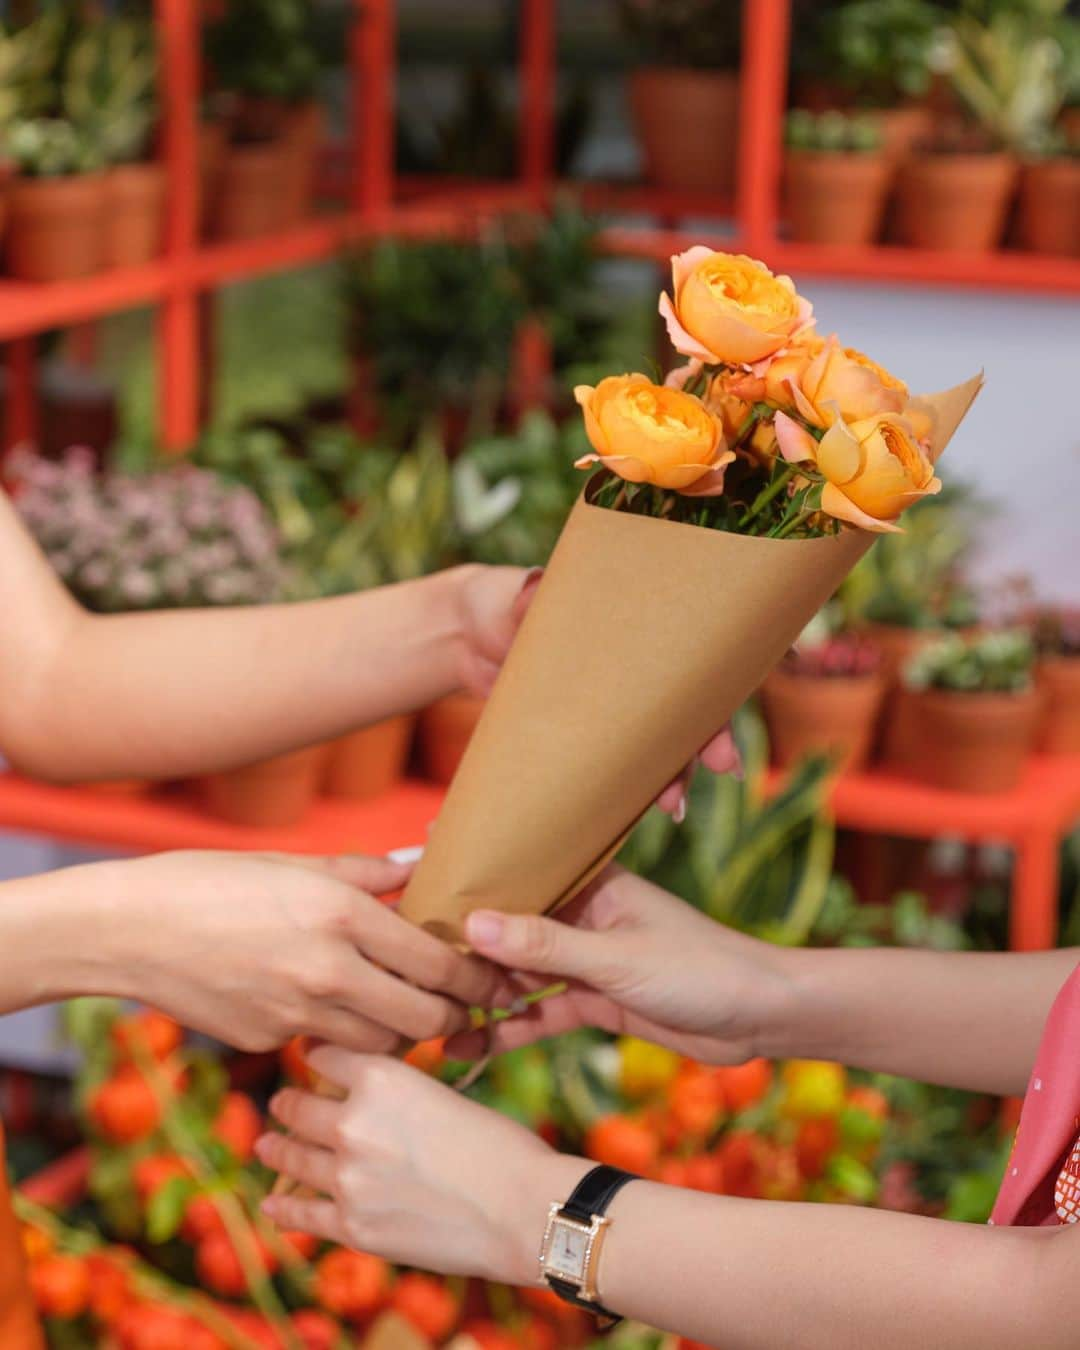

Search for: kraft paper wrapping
xmin=400 ymin=376 xmax=982 ymax=942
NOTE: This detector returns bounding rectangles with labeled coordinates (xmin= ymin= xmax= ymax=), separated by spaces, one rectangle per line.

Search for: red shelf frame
xmin=3 ymin=0 xmax=1079 ymax=455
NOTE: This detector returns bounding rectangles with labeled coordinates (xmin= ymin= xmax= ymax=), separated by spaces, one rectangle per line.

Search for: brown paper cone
xmin=400 ymin=376 xmax=982 ymax=942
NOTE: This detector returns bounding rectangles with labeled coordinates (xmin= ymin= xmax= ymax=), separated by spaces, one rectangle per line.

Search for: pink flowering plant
xmin=11 ymin=449 xmax=286 ymax=613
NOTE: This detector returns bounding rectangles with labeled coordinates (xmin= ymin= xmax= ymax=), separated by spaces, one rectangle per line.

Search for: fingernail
xmin=520 ymin=566 xmax=544 ymax=593
xmin=673 ymin=792 xmax=687 ymax=825
xmin=254 ymin=1133 xmax=273 ymax=1157
xmin=466 ymin=911 xmax=505 ymax=949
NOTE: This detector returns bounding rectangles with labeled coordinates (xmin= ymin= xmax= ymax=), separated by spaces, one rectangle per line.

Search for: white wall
xmin=798 ymin=282 xmax=1080 ymax=604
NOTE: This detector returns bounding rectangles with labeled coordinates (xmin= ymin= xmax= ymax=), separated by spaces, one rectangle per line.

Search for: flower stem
xmin=771 ymin=507 xmax=814 ymax=540
xmin=738 ymin=463 xmax=797 ymax=529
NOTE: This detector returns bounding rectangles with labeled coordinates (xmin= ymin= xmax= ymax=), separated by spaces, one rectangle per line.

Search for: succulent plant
xmin=0 ymin=12 xmax=66 ymax=154
xmin=63 ymin=15 xmax=158 ymax=166
xmin=204 ymin=0 xmax=320 ymax=104
xmin=904 ymin=630 xmax=1035 ymax=696
xmin=786 ymin=108 xmax=884 ymax=153
xmin=782 ymin=635 xmax=883 ymax=679
xmin=4 ymin=116 xmax=103 ymax=177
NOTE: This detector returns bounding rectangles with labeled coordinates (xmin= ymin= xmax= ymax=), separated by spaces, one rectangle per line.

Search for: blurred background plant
xmin=798 ymin=0 xmax=941 ymax=106
xmin=615 ymin=0 xmax=742 ymax=69
xmin=62 ymin=13 xmax=157 ymax=167
xmin=204 ymin=0 xmax=320 ymax=108
xmin=904 ymin=628 xmax=1035 ymax=692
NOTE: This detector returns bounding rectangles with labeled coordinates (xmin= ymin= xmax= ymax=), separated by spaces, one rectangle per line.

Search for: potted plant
xmin=902 ymin=630 xmax=1039 ymax=793
xmin=617 ymin=0 xmax=741 ymax=196
xmin=0 ymin=14 xmax=65 ymax=254
xmin=897 ymin=5 xmax=1064 ymax=251
xmin=760 ymin=632 xmax=885 ymax=774
xmin=205 ymin=0 xmax=323 ymax=231
xmin=9 ymin=449 xmax=322 ymax=822
xmin=1030 ymin=607 xmax=1080 ymax=754
xmin=64 ymin=15 xmax=162 ymax=270
xmin=783 ymin=109 xmax=891 ymax=246
xmin=5 ymin=116 xmax=107 ymax=280
xmin=799 ymin=0 xmax=939 ymax=161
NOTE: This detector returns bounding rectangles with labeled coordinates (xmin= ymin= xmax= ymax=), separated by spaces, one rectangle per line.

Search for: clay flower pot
xmin=419 ymin=693 xmax=486 ymax=786
xmin=784 ymin=150 xmax=892 ymax=246
xmin=201 ymin=744 xmax=326 ymax=827
xmin=6 ymin=173 xmax=108 ymax=282
xmin=279 ymin=100 xmax=324 ymax=224
xmin=0 ymin=163 xmax=11 ymax=253
xmin=215 ymin=141 xmax=288 ymax=241
xmin=324 ymin=715 xmax=416 ymax=800
xmin=198 ymin=120 xmax=227 ymax=237
xmin=628 ymin=68 xmax=739 ymax=196
xmin=103 ymin=162 xmax=166 ymax=268
xmin=859 ymin=622 xmax=938 ymax=768
xmin=760 ymin=668 xmax=886 ymax=773
xmin=1036 ymin=656 xmax=1080 ymax=754
xmin=896 ymin=152 xmax=1018 ymax=251
xmin=905 ymin=687 xmax=1039 ymax=793
xmin=1016 ymin=158 xmax=1080 ymax=257
xmin=876 ymin=104 xmax=934 ymax=164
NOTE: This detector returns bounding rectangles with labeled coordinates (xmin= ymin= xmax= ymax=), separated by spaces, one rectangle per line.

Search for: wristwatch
xmin=538 ymin=1164 xmax=639 ymax=1328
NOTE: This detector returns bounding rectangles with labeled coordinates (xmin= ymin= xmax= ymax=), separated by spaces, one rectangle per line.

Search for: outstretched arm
xmin=453 ymin=867 xmax=1076 ymax=1097
xmin=260 ymin=1051 xmax=1075 ymax=1350
xmin=0 ymin=486 xmax=525 ymax=781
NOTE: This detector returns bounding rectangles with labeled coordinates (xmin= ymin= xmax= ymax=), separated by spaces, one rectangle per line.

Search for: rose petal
xmin=820 ymin=482 xmax=903 ymax=534
xmin=670 ymin=245 xmax=717 ymax=294
xmin=816 ymin=416 xmax=863 ymax=484
xmin=664 ymin=360 xmax=703 ymax=391
xmin=680 ymin=451 xmax=737 ymax=497
xmin=658 ymin=292 xmax=717 ymax=363
xmin=773 ymin=410 xmax=818 ymax=463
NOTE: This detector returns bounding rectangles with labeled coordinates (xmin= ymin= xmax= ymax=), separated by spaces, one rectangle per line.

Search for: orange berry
xmin=291 ymin=1308 xmax=341 ymax=1349
xmin=87 ymin=1252 xmax=134 ymax=1324
xmin=20 ymin=1223 xmax=51 ymax=1264
xmin=520 ymin=1313 xmax=558 ymax=1350
xmin=391 ymin=1272 xmax=459 ymax=1340
xmin=280 ymin=1036 xmax=316 ymax=1088
xmin=717 ymin=1058 xmax=773 ymax=1113
xmin=847 ymin=1085 xmax=889 ymax=1120
xmin=668 ymin=1067 xmax=725 ymax=1139
xmin=584 ymin=1115 xmax=659 ymax=1175
xmin=212 ymin=1091 xmax=261 ymax=1163
xmin=518 ymin=1284 xmax=590 ymax=1332
xmin=795 ymin=1116 xmax=840 ymax=1181
xmin=683 ymin=1153 xmax=725 ymax=1194
xmin=195 ymin=1230 xmax=276 ymax=1299
xmin=656 ymin=1157 xmax=691 ymax=1188
xmin=716 ymin=1129 xmax=762 ymax=1199
xmin=460 ymin=1320 xmax=520 ymax=1350
xmin=404 ymin=1037 xmax=446 ymax=1074
xmin=133 ymin=1153 xmax=190 ymax=1205
xmin=29 ymin=1254 xmax=91 ymax=1319
xmin=112 ymin=1009 xmax=183 ymax=1064
xmin=281 ymin=1229 xmax=318 ymax=1261
xmin=314 ymin=1248 xmax=391 ymax=1319
xmin=181 ymin=1192 xmax=227 ymax=1243
xmin=89 ymin=1066 xmax=163 ymax=1144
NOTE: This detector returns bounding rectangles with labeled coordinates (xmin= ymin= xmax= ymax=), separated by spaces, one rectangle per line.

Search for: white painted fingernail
xmin=673 ymin=793 xmax=687 ymax=825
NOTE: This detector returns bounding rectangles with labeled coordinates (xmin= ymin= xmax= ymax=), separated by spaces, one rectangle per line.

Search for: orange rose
xmin=574 ymin=373 xmax=733 ymax=496
xmin=774 ymin=408 xmax=940 ymax=533
xmin=781 ymin=336 xmax=908 ymax=428
xmin=660 ymin=248 xmax=813 ymax=367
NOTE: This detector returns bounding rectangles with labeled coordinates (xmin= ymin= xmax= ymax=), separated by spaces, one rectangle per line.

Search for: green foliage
xmin=204 ymin=0 xmax=320 ymax=103
xmin=615 ymin=0 xmax=742 ymax=70
xmin=786 ymin=107 xmax=884 ymax=152
xmin=0 ymin=11 xmax=66 ymax=141
xmin=841 ymin=484 xmax=981 ymax=629
xmin=932 ymin=0 xmax=1073 ymax=149
xmin=904 ymin=628 xmax=1035 ymax=693
xmin=4 ymin=114 xmax=101 ymax=175
xmin=63 ymin=15 xmax=157 ymax=166
xmin=811 ymin=881 xmax=974 ymax=949
xmin=620 ymin=708 xmax=839 ymax=945
xmin=810 ymin=0 xmax=942 ymax=104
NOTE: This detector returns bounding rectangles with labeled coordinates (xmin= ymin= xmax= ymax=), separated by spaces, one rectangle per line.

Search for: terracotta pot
xmin=1016 ymin=158 xmax=1080 ymax=257
xmin=0 ymin=163 xmax=11 ymax=253
xmin=1036 ymin=656 xmax=1080 ymax=754
xmin=103 ymin=162 xmax=165 ymax=268
xmin=784 ymin=151 xmax=891 ymax=246
xmin=628 ymin=68 xmax=739 ymax=195
xmin=79 ymin=779 xmax=149 ymax=796
xmin=279 ymin=101 xmax=324 ymax=224
xmin=859 ymin=623 xmax=938 ymax=768
xmin=876 ymin=104 xmax=934 ymax=164
xmin=215 ymin=141 xmax=288 ymax=241
xmin=324 ymin=715 xmax=416 ymax=800
xmin=905 ymin=687 xmax=1039 ymax=793
xmin=419 ymin=693 xmax=486 ymax=786
xmin=6 ymin=172 xmax=107 ymax=282
xmin=201 ymin=744 xmax=325 ymax=827
xmin=896 ymin=152 xmax=1017 ymax=251
xmin=199 ymin=120 xmax=227 ymax=236
xmin=760 ymin=669 xmax=885 ymax=773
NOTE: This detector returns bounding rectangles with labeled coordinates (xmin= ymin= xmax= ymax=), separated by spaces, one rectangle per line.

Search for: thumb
xmin=465 ymin=909 xmax=611 ymax=983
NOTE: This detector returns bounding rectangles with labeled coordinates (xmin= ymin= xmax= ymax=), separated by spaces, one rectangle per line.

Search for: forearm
xmin=8 ymin=569 xmax=469 ymax=781
xmin=771 ymin=945 xmax=1077 ymax=1096
xmin=593 ymin=1178 xmax=1067 ymax=1350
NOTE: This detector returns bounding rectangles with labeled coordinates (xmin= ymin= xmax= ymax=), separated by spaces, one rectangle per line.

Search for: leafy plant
xmin=615 ymin=0 xmax=742 ymax=70
xmin=0 ymin=11 xmax=66 ymax=149
xmin=63 ymin=14 xmax=157 ymax=165
xmin=904 ymin=629 xmax=1035 ymax=694
xmin=1031 ymin=606 xmax=1080 ymax=657
xmin=809 ymin=0 xmax=942 ymax=105
xmin=786 ymin=107 xmax=884 ymax=152
xmin=204 ymin=0 xmax=320 ymax=104
xmin=4 ymin=114 xmax=101 ymax=175
xmin=931 ymin=0 xmax=1073 ymax=150
xmin=782 ymin=633 xmax=883 ymax=678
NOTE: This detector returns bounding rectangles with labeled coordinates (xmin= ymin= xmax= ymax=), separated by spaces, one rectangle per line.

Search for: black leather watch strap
xmin=544 ymin=1165 xmax=639 ymax=1328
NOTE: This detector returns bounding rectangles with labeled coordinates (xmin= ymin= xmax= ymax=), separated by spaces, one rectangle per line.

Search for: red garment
xmin=991 ymin=962 xmax=1080 ymax=1227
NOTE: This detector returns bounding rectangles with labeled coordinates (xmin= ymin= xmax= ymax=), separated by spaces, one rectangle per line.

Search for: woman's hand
xmin=451 ymin=867 xmax=798 ymax=1066
xmin=258 ymin=1047 xmax=586 ymax=1285
xmin=94 ymin=851 xmax=503 ymax=1053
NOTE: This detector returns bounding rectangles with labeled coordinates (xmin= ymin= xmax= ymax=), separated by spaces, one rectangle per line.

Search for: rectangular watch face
xmin=546 ymin=1218 xmax=589 ymax=1281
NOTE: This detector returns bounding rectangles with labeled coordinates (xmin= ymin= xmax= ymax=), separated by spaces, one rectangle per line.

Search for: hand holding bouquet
xmin=402 ymin=249 xmax=982 ymax=940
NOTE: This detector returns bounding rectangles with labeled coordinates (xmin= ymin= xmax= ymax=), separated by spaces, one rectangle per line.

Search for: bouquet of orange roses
xmin=402 ymin=249 xmax=982 ymax=941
